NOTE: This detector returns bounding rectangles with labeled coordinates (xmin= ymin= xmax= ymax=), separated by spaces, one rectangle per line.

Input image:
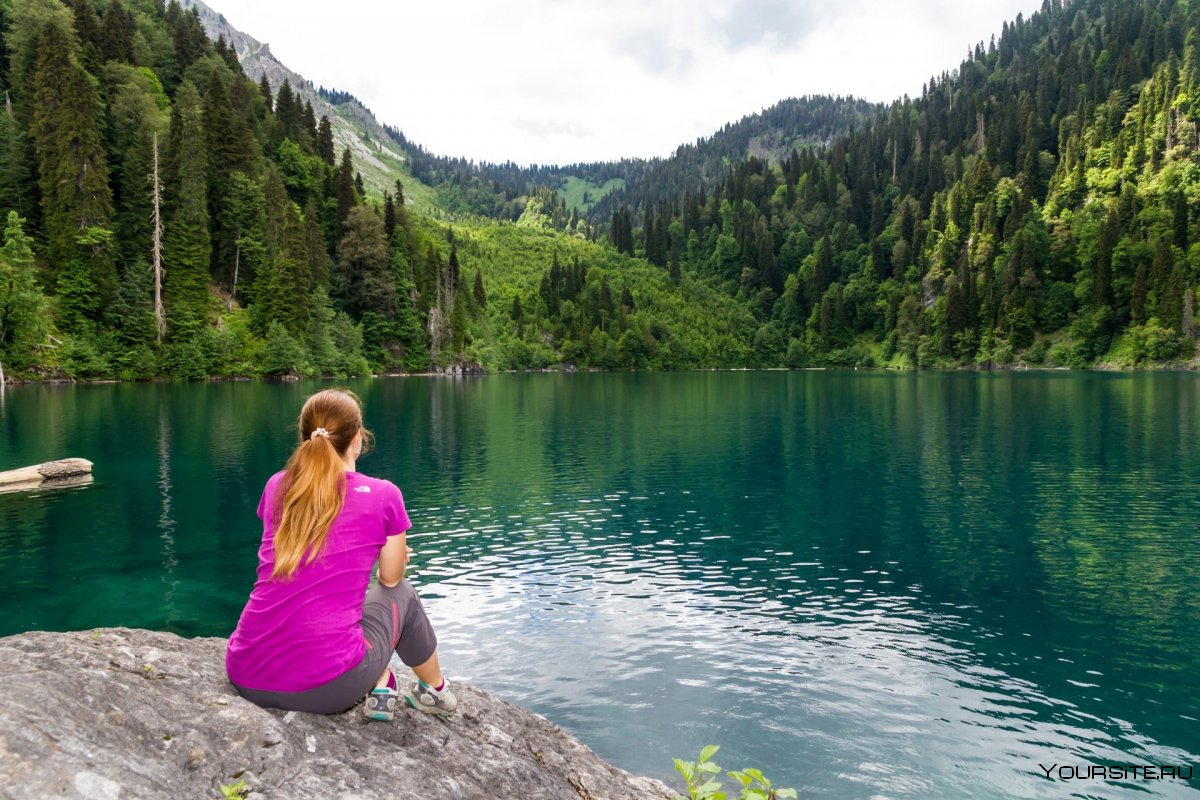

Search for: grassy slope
xmin=558 ymin=176 xmax=625 ymax=215
xmin=423 ymin=217 xmax=758 ymax=369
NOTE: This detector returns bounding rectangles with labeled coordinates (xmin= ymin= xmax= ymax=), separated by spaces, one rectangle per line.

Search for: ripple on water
xmin=3 ymin=374 xmax=1200 ymax=798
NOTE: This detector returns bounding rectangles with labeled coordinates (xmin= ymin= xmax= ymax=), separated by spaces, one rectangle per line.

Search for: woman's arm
xmin=378 ymin=532 xmax=411 ymax=587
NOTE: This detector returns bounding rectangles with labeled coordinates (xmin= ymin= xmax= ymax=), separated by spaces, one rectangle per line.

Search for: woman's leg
xmin=361 ymin=579 xmax=456 ymax=714
xmin=375 ymin=650 xmax=443 ymax=689
xmin=409 ymin=649 xmax=444 ymax=688
xmin=362 ymin=580 xmax=442 ymax=684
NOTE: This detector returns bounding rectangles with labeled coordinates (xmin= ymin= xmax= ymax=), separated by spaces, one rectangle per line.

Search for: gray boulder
xmin=0 ymin=628 xmax=674 ymax=800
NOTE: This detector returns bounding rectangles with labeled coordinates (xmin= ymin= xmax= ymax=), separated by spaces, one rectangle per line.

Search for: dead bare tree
xmin=151 ymin=132 xmax=165 ymax=343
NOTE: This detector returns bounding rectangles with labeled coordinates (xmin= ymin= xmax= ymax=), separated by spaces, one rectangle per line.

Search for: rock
xmin=0 ymin=629 xmax=674 ymax=800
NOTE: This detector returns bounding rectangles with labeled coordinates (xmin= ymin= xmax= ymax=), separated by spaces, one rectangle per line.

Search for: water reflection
xmin=158 ymin=406 xmax=179 ymax=621
xmin=0 ymin=374 xmax=1197 ymax=798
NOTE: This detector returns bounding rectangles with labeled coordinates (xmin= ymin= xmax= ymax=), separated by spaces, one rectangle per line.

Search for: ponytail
xmin=269 ymin=389 xmax=369 ymax=581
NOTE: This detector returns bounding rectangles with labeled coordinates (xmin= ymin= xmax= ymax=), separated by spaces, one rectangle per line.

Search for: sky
xmin=211 ymin=0 xmax=1044 ymax=167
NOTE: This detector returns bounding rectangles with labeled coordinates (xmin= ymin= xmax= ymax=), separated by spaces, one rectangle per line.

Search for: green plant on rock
xmin=673 ymin=745 xmax=797 ymax=800
xmin=218 ymin=778 xmax=248 ymax=800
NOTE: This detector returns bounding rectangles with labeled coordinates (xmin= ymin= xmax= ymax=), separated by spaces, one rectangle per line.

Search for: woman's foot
xmin=404 ymin=677 xmax=458 ymax=715
xmin=363 ymin=670 xmax=399 ymax=722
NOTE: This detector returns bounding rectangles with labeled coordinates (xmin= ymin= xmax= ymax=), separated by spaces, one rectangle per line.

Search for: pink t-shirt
xmin=225 ymin=470 xmax=411 ymax=692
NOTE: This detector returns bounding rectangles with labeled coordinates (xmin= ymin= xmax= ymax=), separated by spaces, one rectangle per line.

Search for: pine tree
xmin=389 ymin=241 xmax=422 ymax=350
xmin=215 ymin=34 xmax=242 ymax=75
xmin=0 ymin=212 xmax=47 ymax=373
xmin=162 ymin=80 xmax=210 ymax=337
xmin=334 ymin=205 xmax=394 ymax=319
xmin=171 ymin=7 xmax=206 ymax=74
xmin=219 ymin=171 xmax=267 ymax=304
xmin=0 ymin=96 xmax=33 ymax=222
xmin=258 ymin=75 xmax=273 ymax=111
xmin=302 ymin=100 xmax=317 ymax=147
xmin=473 ymin=269 xmax=486 ymax=309
xmin=70 ymin=0 xmax=102 ymax=74
xmin=1131 ymin=264 xmax=1148 ymax=326
xmin=447 ymin=243 xmax=460 ymax=291
xmin=383 ymin=191 xmax=396 ymax=240
xmin=108 ymin=64 xmax=169 ymax=272
xmin=335 ymin=147 xmax=356 ymax=235
xmin=1093 ymin=209 xmax=1117 ymax=309
xmin=1150 ymin=237 xmax=1174 ymax=318
xmin=317 ymin=115 xmax=335 ymax=165
xmin=261 ymin=319 xmax=304 ymax=376
xmin=449 ymin=287 xmax=469 ymax=354
xmin=302 ymin=198 xmax=331 ymax=290
xmin=99 ymin=0 xmax=135 ymax=63
xmin=1182 ymin=288 xmax=1195 ymax=340
xmin=275 ymin=80 xmax=301 ymax=138
xmin=104 ymin=246 xmax=156 ymax=363
xmin=257 ymin=202 xmax=311 ymax=336
xmin=204 ymin=74 xmax=255 ymax=287
xmin=813 ymin=233 xmax=833 ymax=297
xmin=30 ymin=19 xmax=115 ymax=309
xmin=1161 ymin=264 xmax=1185 ymax=332
xmin=1173 ymin=190 xmax=1189 ymax=250
xmin=305 ymin=286 xmax=339 ymax=374
xmin=262 ymin=164 xmax=288 ymax=261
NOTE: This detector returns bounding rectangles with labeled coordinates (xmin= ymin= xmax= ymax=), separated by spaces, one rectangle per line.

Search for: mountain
xmin=385 ymin=95 xmax=879 ymax=224
xmin=179 ymin=0 xmax=421 ymax=203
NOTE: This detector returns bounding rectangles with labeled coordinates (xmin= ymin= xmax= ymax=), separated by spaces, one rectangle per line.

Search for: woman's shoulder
xmin=347 ymin=471 xmax=403 ymax=497
xmin=259 ymin=469 xmax=286 ymax=492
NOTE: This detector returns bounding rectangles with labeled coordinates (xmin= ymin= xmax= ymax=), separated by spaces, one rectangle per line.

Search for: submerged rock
xmin=0 ymin=628 xmax=673 ymax=800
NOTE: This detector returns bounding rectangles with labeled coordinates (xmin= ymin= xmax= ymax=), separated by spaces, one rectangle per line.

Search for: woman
xmin=226 ymin=388 xmax=456 ymax=721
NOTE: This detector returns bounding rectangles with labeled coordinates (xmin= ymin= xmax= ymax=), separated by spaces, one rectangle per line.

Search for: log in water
xmin=0 ymin=458 xmax=93 ymax=489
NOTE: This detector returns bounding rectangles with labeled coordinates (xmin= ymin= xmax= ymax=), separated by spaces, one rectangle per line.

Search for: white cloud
xmin=211 ymin=0 xmax=1043 ymax=166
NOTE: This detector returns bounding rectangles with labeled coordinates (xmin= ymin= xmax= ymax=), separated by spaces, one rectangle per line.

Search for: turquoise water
xmin=1 ymin=372 xmax=1198 ymax=797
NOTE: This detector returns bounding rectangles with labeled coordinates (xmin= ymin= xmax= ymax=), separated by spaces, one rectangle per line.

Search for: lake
xmin=1 ymin=372 xmax=1198 ymax=798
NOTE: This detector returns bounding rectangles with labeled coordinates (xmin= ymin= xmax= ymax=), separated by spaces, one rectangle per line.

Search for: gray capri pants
xmin=231 ymin=579 xmax=438 ymax=714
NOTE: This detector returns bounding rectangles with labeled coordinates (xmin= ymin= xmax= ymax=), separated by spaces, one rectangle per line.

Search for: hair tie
xmin=310 ymin=427 xmax=330 ymax=440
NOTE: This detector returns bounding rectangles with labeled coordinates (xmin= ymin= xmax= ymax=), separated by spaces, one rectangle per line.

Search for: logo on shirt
xmin=353 ymin=486 xmax=371 ymax=493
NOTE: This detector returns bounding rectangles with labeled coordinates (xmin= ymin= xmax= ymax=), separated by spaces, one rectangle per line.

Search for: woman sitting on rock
xmin=226 ymin=388 xmax=456 ymax=721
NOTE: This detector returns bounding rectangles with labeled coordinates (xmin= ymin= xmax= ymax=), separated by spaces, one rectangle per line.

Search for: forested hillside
xmin=592 ymin=0 xmax=1200 ymax=368
xmin=386 ymin=95 xmax=878 ymax=225
xmin=0 ymin=0 xmax=766 ymax=380
xmin=0 ymin=0 xmax=1197 ymax=380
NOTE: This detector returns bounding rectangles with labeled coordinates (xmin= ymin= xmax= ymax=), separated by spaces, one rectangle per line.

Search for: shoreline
xmin=1 ymin=361 xmax=1198 ymax=386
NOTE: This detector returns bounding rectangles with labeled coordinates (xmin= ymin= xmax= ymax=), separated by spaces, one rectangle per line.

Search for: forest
xmin=0 ymin=0 xmax=1198 ymax=380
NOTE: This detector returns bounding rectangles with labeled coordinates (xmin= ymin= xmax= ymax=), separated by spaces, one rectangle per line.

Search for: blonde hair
xmin=270 ymin=388 xmax=373 ymax=580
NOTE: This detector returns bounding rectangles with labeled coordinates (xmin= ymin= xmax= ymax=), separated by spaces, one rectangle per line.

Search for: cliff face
xmin=0 ymin=628 xmax=673 ymax=800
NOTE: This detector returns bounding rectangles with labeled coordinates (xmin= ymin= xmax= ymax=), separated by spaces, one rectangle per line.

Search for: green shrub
xmin=60 ymin=331 xmax=112 ymax=378
xmin=260 ymin=321 xmax=306 ymax=376
xmin=1127 ymin=319 xmax=1185 ymax=364
xmin=916 ymin=335 xmax=939 ymax=369
xmin=162 ymin=336 xmax=212 ymax=380
xmin=673 ymin=746 xmax=797 ymax=800
xmin=784 ymin=337 xmax=809 ymax=368
xmin=1023 ymin=338 xmax=1048 ymax=364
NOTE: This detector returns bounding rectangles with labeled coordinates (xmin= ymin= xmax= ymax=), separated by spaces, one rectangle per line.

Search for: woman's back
xmin=226 ymin=469 xmax=410 ymax=692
